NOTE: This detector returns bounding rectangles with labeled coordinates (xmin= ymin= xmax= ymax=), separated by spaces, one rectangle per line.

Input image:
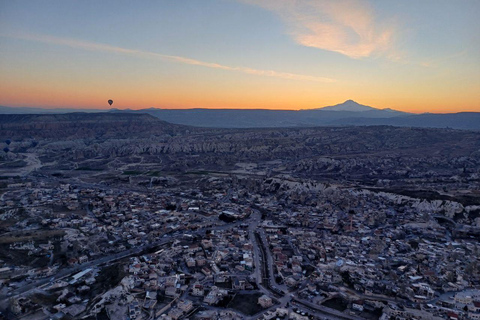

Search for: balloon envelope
xmin=108 ymin=99 xmax=113 ymax=106
xmin=3 ymin=147 xmax=9 ymax=153
xmin=5 ymin=139 xmax=11 ymax=145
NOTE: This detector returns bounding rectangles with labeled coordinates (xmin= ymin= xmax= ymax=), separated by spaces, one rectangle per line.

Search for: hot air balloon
xmin=108 ymin=99 xmax=113 ymax=106
xmin=3 ymin=147 xmax=9 ymax=153
xmin=5 ymin=139 xmax=11 ymax=145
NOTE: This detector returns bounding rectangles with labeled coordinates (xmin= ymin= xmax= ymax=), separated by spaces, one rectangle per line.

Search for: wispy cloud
xmin=240 ymin=0 xmax=397 ymax=59
xmin=2 ymin=32 xmax=336 ymax=83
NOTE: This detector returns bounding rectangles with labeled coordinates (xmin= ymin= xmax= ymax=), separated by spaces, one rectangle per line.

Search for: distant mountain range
xmin=315 ymin=99 xmax=405 ymax=114
xmin=1 ymin=100 xmax=479 ymax=130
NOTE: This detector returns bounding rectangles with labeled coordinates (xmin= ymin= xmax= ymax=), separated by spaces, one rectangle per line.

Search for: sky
xmin=0 ymin=0 xmax=479 ymax=113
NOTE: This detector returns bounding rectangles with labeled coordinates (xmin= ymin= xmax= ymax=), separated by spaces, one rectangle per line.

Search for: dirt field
xmin=227 ymin=292 xmax=265 ymax=316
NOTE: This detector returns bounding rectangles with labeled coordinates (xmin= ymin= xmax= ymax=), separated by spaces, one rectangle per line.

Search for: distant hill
xmin=0 ymin=105 xmax=107 ymax=114
xmin=328 ymin=112 xmax=480 ymax=130
xmin=0 ymin=113 xmax=187 ymax=140
xmin=117 ymin=102 xmax=480 ymax=130
xmin=1 ymin=101 xmax=479 ymax=130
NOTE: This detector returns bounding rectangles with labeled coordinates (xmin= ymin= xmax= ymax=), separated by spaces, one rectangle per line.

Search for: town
xmin=1 ymin=166 xmax=479 ymax=319
xmin=1 ymin=115 xmax=480 ymax=320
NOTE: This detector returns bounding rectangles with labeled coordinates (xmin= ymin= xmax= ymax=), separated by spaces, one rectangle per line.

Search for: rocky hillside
xmin=2 ymin=114 xmax=479 ymax=167
xmin=1 ymin=113 xmax=479 ymax=219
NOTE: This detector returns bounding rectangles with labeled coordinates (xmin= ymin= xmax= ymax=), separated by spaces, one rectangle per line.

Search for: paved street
xmin=1 ymin=199 xmax=379 ymax=320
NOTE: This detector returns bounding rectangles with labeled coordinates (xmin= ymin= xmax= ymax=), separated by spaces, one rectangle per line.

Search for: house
xmin=143 ymin=299 xmax=157 ymax=310
xmin=67 ymin=258 xmax=78 ymax=266
xmin=145 ymin=291 xmax=156 ymax=299
xmin=192 ymin=283 xmax=204 ymax=296
xmin=285 ymin=277 xmax=297 ymax=287
xmin=201 ymin=267 xmax=212 ymax=276
xmin=232 ymin=277 xmax=246 ymax=290
xmin=165 ymin=286 xmax=178 ymax=297
xmin=177 ymin=299 xmax=193 ymax=313
xmin=258 ymin=295 xmax=273 ymax=308
xmin=168 ymin=307 xmax=184 ymax=320
xmin=214 ymin=274 xmax=229 ymax=283
xmin=352 ymin=300 xmax=364 ymax=312
xmin=186 ymin=257 xmax=196 ymax=267
xmin=469 ymin=311 xmax=480 ymax=320
xmin=53 ymin=303 xmax=67 ymax=312
xmin=454 ymin=292 xmax=473 ymax=304
xmin=204 ymin=286 xmax=227 ymax=305
xmin=166 ymin=275 xmax=178 ymax=287
xmin=196 ymin=257 xmax=206 ymax=266
xmin=468 ymin=302 xmax=480 ymax=320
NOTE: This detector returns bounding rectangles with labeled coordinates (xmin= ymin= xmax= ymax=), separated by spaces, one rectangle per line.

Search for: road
xmin=0 ymin=215 xmax=241 ymax=302
xmin=1 ymin=184 xmax=368 ymax=320
xmin=0 ymin=237 xmax=174 ymax=302
xmin=250 ymin=218 xmax=368 ymax=320
xmin=248 ymin=211 xmax=263 ymax=285
xmin=292 ymin=297 xmax=364 ymax=320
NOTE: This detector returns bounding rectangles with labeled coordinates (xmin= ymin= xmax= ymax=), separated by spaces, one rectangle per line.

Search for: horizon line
xmin=4 ymin=104 xmax=480 ymax=114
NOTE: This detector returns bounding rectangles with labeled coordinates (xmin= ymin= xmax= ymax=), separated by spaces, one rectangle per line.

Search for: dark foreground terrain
xmin=0 ymin=113 xmax=479 ymax=320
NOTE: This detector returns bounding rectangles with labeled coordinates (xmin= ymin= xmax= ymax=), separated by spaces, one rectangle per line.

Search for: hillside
xmin=0 ymin=113 xmax=188 ymax=140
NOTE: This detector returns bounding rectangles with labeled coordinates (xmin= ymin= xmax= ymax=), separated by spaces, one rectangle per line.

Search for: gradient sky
xmin=0 ymin=0 xmax=479 ymax=112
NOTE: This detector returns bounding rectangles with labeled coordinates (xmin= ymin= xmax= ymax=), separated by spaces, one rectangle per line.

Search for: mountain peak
xmin=319 ymin=100 xmax=376 ymax=112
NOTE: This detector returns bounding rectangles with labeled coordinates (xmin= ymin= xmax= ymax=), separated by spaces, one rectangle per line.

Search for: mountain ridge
xmin=1 ymin=101 xmax=479 ymax=130
xmin=0 ymin=100 xmax=408 ymax=114
xmin=317 ymin=99 xmax=383 ymax=112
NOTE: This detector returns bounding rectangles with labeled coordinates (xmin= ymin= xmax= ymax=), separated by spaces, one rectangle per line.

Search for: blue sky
xmin=0 ymin=0 xmax=479 ymax=112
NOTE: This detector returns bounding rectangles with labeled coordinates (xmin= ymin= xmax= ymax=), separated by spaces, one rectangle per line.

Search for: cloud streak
xmin=240 ymin=0 xmax=397 ymax=59
xmin=3 ymin=32 xmax=336 ymax=83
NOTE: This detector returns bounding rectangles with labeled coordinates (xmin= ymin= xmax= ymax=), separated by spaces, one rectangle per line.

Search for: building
xmin=192 ymin=283 xmax=205 ymax=296
xmin=258 ymin=295 xmax=273 ymax=308
xmin=352 ymin=300 xmax=364 ymax=312
xmin=177 ymin=299 xmax=193 ymax=313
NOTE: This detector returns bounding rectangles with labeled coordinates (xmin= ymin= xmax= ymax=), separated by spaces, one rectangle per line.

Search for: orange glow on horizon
xmin=1 ymin=2 xmax=479 ymax=115
xmin=1 ymin=59 xmax=478 ymax=114
xmin=1 ymin=91 xmax=479 ymax=114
